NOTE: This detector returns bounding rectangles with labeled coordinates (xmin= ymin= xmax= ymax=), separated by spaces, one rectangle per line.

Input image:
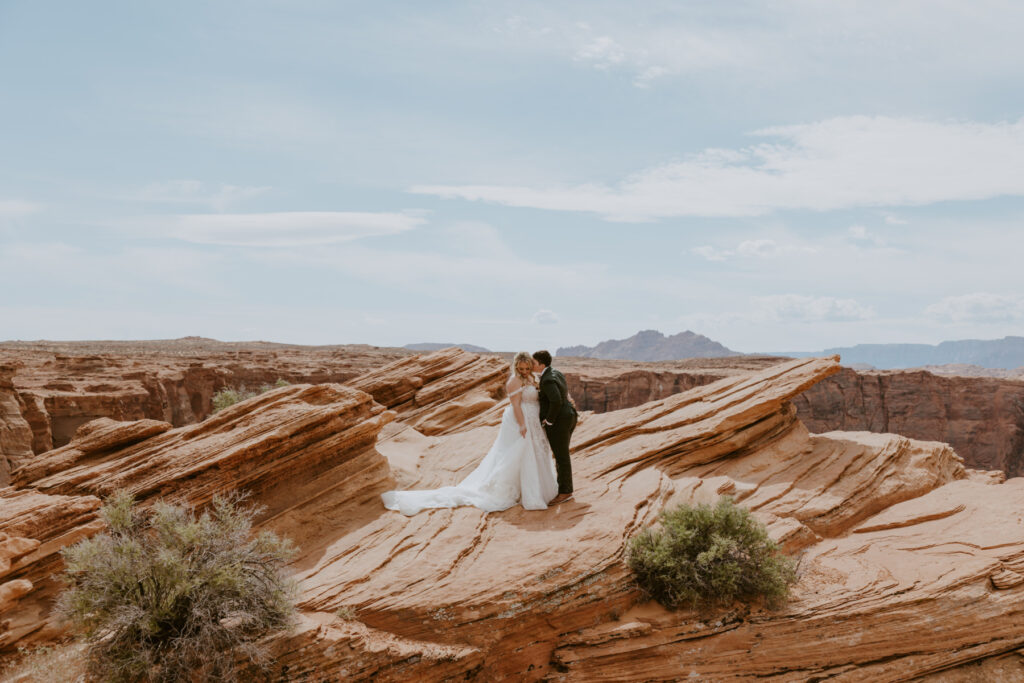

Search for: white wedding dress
xmin=381 ymin=384 xmax=559 ymax=515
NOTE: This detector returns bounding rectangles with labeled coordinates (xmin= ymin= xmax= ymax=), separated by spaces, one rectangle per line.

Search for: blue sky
xmin=2 ymin=1 xmax=1023 ymax=352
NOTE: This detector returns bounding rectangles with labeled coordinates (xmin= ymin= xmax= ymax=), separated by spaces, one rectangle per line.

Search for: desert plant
xmin=334 ymin=606 xmax=357 ymax=620
xmin=56 ymin=490 xmax=298 ymax=683
xmin=211 ymin=379 xmax=290 ymax=414
xmin=211 ymin=387 xmax=258 ymax=413
xmin=627 ymin=496 xmax=796 ymax=611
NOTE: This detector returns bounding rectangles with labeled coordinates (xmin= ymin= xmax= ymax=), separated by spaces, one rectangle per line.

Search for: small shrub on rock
xmin=211 ymin=387 xmax=258 ymax=413
xmin=211 ymin=379 xmax=290 ymax=414
xmin=627 ymin=496 xmax=796 ymax=611
xmin=57 ymin=490 xmax=298 ymax=682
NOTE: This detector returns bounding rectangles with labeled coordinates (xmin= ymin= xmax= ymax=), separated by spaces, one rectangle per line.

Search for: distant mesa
xmin=768 ymin=336 xmax=1024 ymax=370
xmin=404 ymin=342 xmax=492 ymax=353
xmin=557 ymin=329 xmax=739 ymax=361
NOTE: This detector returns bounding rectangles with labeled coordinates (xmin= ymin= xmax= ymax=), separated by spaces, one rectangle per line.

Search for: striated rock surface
xmin=0 ymin=488 xmax=103 ymax=647
xmin=557 ymin=357 xmax=1024 ymax=479
xmin=0 ymin=340 xmax=409 ymax=477
xmin=558 ymin=355 xmax=783 ymax=413
xmin=257 ymin=354 xmax=1024 ymax=681
xmin=2 ymin=382 xmax=395 ymax=652
xmin=794 ymin=366 xmax=1024 ymax=477
xmin=3 ymin=347 xmax=1024 ymax=681
xmin=0 ymin=365 xmax=33 ymax=486
xmin=349 ymin=347 xmax=508 ymax=435
xmin=4 ymin=338 xmax=1022 ymax=483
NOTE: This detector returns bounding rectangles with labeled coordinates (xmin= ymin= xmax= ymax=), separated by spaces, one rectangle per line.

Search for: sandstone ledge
xmin=2 ymin=351 xmax=1023 ymax=681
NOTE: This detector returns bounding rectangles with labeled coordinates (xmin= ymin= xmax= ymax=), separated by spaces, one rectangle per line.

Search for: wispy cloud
xmin=691 ymin=238 xmax=818 ymax=261
xmin=495 ymin=2 xmax=1024 ymax=89
xmin=753 ymin=294 xmax=875 ymax=322
xmin=133 ymin=181 xmax=272 ymax=212
xmin=0 ymin=242 xmax=224 ymax=294
xmin=147 ymin=211 xmax=425 ymax=247
xmin=0 ymin=200 xmax=40 ymax=218
xmin=413 ymin=116 xmax=1024 ymax=220
xmin=925 ymin=293 xmax=1024 ymax=324
xmin=532 ymin=309 xmax=559 ymax=325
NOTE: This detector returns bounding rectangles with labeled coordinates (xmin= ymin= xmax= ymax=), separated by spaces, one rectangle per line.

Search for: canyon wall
xmin=561 ymin=358 xmax=1024 ymax=478
xmin=4 ymin=349 xmax=1024 ymax=680
xmin=3 ymin=341 xmax=1024 ymax=490
xmin=792 ymin=368 xmax=1024 ymax=477
xmin=0 ymin=344 xmax=409 ymax=482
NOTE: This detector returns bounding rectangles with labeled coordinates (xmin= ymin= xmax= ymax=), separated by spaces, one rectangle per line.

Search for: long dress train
xmin=380 ymin=385 xmax=558 ymax=515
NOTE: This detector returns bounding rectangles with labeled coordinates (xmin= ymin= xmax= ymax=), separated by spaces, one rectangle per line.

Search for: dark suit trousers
xmin=545 ymin=413 xmax=578 ymax=494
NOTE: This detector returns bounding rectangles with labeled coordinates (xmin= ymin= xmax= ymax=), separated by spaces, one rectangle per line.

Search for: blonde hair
xmin=511 ymin=351 xmax=537 ymax=387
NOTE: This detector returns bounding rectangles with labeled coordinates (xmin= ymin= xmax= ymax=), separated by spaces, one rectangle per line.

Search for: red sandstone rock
xmin=3 ymin=339 xmax=1022 ymax=482
xmin=348 ymin=347 xmax=508 ymax=435
xmin=0 ymin=340 xmax=409 ymax=461
xmin=255 ymin=355 xmax=1024 ymax=681
xmin=0 ymin=488 xmax=103 ymax=648
xmin=0 ymin=366 xmax=33 ymax=486
xmin=793 ymin=366 xmax=1024 ymax=477
xmin=3 ymin=349 xmax=1024 ymax=681
xmin=2 ymin=381 xmax=395 ymax=653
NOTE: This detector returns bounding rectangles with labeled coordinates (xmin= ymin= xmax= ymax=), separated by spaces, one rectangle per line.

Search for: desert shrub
xmin=334 ymin=606 xmax=357 ymax=620
xmin=627 ymin=496 xmax=796 ymax=611
xmin=211 ymin=379 xmax=290 ymax=414
xmin=56 ymin=490 xmax=298 ymax=683
xmin=211 ymin=387 xmax=257 ymax=413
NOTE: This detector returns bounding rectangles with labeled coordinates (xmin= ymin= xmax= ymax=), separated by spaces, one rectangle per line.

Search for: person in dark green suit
xmin=532 ymin=350 xmax=578 ymax=503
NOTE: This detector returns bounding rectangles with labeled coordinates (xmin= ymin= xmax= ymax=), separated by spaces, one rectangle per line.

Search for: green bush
xmin=627 ymin=496 xmax=796 ymax=611
xmin=57 ymin=490 xmax=298 ymax=683
xmin=211 ymin=379 xmax=290 ymax=414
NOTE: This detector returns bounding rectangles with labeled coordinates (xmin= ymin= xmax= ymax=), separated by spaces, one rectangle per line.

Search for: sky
xmin=2 ymin=0 xmax=1024 ymax=353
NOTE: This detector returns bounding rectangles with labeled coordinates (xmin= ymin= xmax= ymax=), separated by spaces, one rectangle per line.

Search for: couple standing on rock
xmin=381 ymin=350 xmax=579 ymax=515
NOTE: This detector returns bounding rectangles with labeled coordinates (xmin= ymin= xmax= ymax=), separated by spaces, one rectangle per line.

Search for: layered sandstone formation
xmin=558 ymin=357 xmax=1024 ymax=479
xmin=4 ymin=337 xmax=1022 ymax=487
xmin=4 ymin=348 xmax=1024 ymax=681
xmin=1 ymin=380 xmax=397 ymax=651
xmin=0 ymin=366 xmax=33 ymax=484
xmin=558 ymin=355 xmax=782 ymax=413
xmin=794 ymin=367 xmax=1024 ymax=477
xmin=0 ymin=339 xmax=409 ymax=482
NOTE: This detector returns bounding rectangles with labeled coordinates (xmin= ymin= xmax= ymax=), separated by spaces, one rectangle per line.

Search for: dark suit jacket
xmin=538 ymin=366 xmax=576 ymax=428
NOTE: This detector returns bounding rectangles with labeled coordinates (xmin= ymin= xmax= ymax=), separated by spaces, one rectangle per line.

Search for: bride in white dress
xmin=381 ymin=351 xmax=559 ymax=515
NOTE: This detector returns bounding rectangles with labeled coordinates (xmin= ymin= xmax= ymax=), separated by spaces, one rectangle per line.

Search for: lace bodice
xmin=510 ymin=384 xmax=539 ymax=404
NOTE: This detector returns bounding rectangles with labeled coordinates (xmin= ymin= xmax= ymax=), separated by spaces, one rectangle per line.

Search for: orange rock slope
xmin=2 ymin=348 xmax=1024 ymax=681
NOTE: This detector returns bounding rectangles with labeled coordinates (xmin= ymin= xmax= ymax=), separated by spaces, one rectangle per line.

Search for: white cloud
xmin=157 ymin=211 xmax=425 ymax=247
xmin=531 ymin=309 xmax=559 ymax=325
xmin=251 ymin=240 xmax=607 ymax=300
xmin=925 ymin=293 xmax=1024 ymax=324
xmin=573 ymin=36 xmax=626 ymax=69
xmin=692 ymin=245 xmax=729 ymax=262
xmin=0 ymin=242 xmax=224 ymax=294
xmin=134 ymin=181 xmax=271 ymax=212
xmin=442 ymin=221 xmax=510 ymax=255
xmin=412 ymin=116 xmax=1024 ymax=221
xmin=753 ymin=294 xmax=875 ymax=322
xmin=495 ymin=2 xmax=1024 ymax=90
xmin=691 ymin=238 xmax=817 ymax=261
xmin=847 ymin=225 xmax=887 ymax=246
xmin=0 ymin=200 xmax=39 ymax=218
